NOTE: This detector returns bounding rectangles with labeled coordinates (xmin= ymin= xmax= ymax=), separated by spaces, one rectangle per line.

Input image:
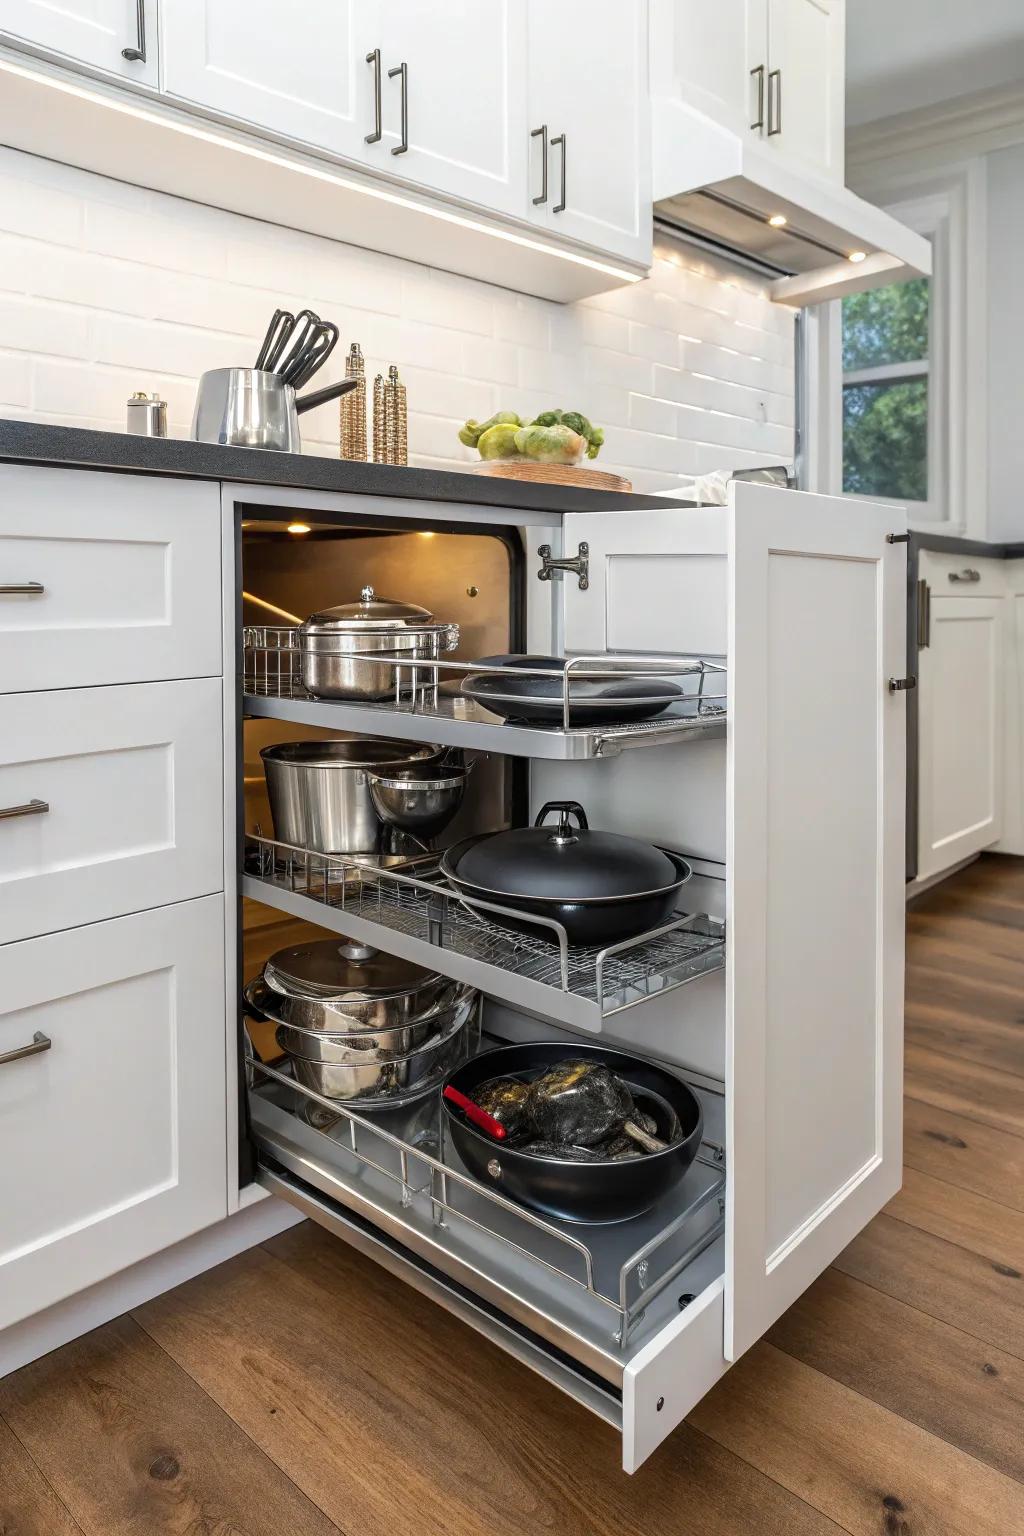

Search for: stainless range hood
xmin=653 ymin=100 xmax=932 ymax=305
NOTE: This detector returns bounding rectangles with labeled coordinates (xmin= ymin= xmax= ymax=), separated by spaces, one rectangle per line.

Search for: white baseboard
xmin=0 ymin=1196 xmax=302 ymax=1380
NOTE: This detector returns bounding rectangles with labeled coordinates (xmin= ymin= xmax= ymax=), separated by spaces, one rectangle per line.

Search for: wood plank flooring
xmin=2 ymin=853 xmax=1023 ymax=1534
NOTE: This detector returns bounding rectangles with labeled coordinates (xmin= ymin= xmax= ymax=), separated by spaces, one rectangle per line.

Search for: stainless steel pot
xmin=283 ymin=989 xmax=477 ymax=1104
xmin=298 ymin=587 xmax=459 ymax=701
xmin=252 ymin=939 xmax=450 ymax=1032
xmin=269 ymin=981 xmax=476 ymax=1064
xmin=261 ymin=737 xmax=441 ymax=856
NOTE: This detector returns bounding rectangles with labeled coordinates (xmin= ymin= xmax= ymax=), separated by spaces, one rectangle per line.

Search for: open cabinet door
xmin=726 ymin=483 xmax=906 ymax=1360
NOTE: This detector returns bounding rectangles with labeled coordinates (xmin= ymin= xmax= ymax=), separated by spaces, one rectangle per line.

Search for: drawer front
xmin=0 ymin=465 xmax=222 ymax=692
xmin=919 ymin=549 xmax=1005 ymax=598
xmin=0 ymin=897 xmax=228 ymax=1331
xmin=0 ymin=679 xmax=224 ymax=945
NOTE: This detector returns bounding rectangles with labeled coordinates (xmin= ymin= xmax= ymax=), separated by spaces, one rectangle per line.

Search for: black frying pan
xmin=442 ymin=1041 xmax=703 ymax=1223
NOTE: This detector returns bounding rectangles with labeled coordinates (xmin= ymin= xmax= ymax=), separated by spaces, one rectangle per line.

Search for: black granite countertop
xmin=910 ymin=529 xmax=1024 ymax=559
xmin=0 ymin=420 xmax=668 ymax=515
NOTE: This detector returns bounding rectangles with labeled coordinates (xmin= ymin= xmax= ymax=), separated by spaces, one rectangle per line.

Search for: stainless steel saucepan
xmin=191 ymin=367 xmax=357 ymax=452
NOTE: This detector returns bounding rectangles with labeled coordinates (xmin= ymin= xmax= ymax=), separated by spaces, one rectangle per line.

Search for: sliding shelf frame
xmin=242 ymin=835 xmax=726 ymax=1035
xmin=242 ymin=632 xmax=727 ymax=760
xmin=247 ymin=1042 xmax=726 ymax=1384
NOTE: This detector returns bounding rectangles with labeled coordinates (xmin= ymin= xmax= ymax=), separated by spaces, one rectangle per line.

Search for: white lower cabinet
xmin=243 ymin=483 xmax=906 ymax=1470
xmin=917 ymin=586 xmax=1004 ymax=881
xmin=0 ymin=679 xmax=223 ymax=945
xmin=0 ymin=896 xmax=228 ymax=1332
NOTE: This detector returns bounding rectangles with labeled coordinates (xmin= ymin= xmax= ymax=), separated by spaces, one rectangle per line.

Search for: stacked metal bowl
xmin=245 ymin=938 xmax=476 ymax=1107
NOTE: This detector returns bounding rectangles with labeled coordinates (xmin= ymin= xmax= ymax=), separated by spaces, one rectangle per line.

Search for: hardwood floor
xmin=2 ymin=854 xmax=1023 ymax=1534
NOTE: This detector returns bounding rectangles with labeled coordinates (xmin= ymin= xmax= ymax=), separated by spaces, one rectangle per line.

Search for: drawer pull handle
xmin=948 ymin=568 xmax=981 ymax=583
xmin=0 ymin=799 xmax=49 ymax=820
xmin=0 ymin=582 xmax=44 ymax=595
xmin=0 ymin=1031 xmax=51 ymax=1067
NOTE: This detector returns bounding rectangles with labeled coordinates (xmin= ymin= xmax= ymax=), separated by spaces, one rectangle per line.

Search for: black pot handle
xmin=295 ymin=377 xmax=359 ymax=414
xmin=534 ymin=800 xmax=589 ymax=832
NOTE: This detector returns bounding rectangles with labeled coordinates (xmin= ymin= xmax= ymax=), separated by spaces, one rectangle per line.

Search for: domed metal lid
xmin=448 ymin=802 xmax=683 ymax=904
xmin=264 ymin=939 xmax=442 ymax=1003
xmin=301 ymin=585 xmax=434 ymax=632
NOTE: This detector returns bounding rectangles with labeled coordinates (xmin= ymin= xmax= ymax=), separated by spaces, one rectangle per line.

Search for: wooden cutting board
xmin=466 ymin=460 xmax=633 ymax=492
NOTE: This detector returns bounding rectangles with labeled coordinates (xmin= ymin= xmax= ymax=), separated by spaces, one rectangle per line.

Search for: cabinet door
xmin=562 ymin=485 xmax=906 ymax=1364
xmin=917 ymin=596 xmax=1003 ymax=881
xmin=162 ymin=0 xmax=370 ymax=160
xmin=365 ymin=0 xmax=526 ymax=216
xmin=0 ymin=0 xmax=157 ymax=86
xmin=527 ymin=0 xmax=651 ymax=265
xmin=670 ymin=0 xmax=767 ymax=138
xmin=766 ymin=0 xmax=844 ymax=181
xmin=0 ymin=897 xmax=227 ymax=1331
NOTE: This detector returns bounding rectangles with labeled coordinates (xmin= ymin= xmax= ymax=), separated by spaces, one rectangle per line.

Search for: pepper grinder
xmin=339 ymin=342 xmax=367 ymax=460
xmin=372 ymin=364 xmax=408 ymax=466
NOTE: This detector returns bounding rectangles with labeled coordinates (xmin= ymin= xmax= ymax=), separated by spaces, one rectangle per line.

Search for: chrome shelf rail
xmin=242 ymin=629 xmax=727 ymax=760
xmin=247 ymin=1043 xmax=726 ymax=1350
xmin=242 ymin=834 xmax=726 ymax=1034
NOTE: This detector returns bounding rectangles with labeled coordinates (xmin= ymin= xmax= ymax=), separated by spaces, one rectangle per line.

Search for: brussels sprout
xmin=530 ymin=409 xmax=564 ymax=428
xmin=477 ymin=423 xmax=522 ymax=460
xmin=513 ymin=424 xmax=586 ymax=464
xmin=558 ymin=411 xmax=592 ymax=440
xmin=530 ymin=409 xmax=605 ymax=460
xmin=458 ymin=411 xmax=521 ymax=449
xmin=585 ymin=425 xmax=605 ymax=460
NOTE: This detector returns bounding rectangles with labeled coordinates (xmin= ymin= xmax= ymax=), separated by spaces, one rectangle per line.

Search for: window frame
xmin=801 ymin=160 xmax=986 ymax=538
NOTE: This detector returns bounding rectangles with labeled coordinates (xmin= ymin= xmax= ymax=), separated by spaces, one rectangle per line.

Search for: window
xmin=841 ymin=277 xmax=930 ymax=502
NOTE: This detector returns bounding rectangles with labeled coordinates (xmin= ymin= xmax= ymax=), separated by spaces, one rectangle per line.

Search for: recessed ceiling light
xmin=287 ymin=522 xmax=311 ymax=534
xmin=848 ymin=250 xmax=868 ymax=264
xmin=767 ymin=214 xmax=788 ymax=228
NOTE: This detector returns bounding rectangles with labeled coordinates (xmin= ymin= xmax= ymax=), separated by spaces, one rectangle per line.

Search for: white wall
xmin=987 ymin=141 xmax=1024 ymax=543
xmin=0 ymin=147 xmax=794 ymax=492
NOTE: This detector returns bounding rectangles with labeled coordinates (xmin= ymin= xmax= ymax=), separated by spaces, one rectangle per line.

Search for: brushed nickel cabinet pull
xmin=0 ymin=582 xmax=44 ymax=595
xmin=552 ymin=132 xmax=566 ymax=213
xmin=121 ymin=0 xmax=146 ymax=61
xmin=767 ymin=69 xmax=782 ymax=135
xmin=917 ymin=579 xmax=931 ymax=649
xmin=0 ymin=1031 xmax=51 ymax=1066
xmin=531 ymin=124 xmax=548 ymax=205
xmin=750 ymin=65 xmax=765 ymax=130
xmin=389 ymin=62 xmax=408 ymax=155
xmin=948 ymin=568 xmax=981 ymax=583
xmin=365 ymin=48 xmax=383 ymax=143
xmin=0 ymin=798 xmax=49 ymax=820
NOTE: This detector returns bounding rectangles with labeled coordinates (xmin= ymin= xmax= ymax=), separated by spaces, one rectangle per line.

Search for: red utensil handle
xmin=443 ymin=1084 xmax=507 ymax=1140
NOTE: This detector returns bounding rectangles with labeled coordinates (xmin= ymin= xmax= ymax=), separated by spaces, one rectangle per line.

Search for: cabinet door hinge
xmin=537 ymin=541 xmax=589 ymax=591
xmin=888 ymin=676 xmax=917 ymax=692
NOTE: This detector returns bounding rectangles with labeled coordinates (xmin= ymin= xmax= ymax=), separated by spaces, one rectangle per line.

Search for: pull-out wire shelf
xmin=246 ymin=1035 xmax=726 ymax=1361
xmin=242 ymin=628 xmax=727 ymax=760
xmin=242 ymin=834 xmax=726 ymax=1034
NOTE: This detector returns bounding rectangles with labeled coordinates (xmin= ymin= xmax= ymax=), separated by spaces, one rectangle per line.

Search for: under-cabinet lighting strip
xmin=0 ymin=56 xmax=644 ymax=285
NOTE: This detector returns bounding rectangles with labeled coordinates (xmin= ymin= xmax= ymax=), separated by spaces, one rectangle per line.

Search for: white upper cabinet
xmin=763 ymin=0 xmax=844 ymax=182
xmin=162 ymin=0 xmax=368 ymax=161
xmin=669 ymin=0 xmax=766 ymax=139
xmin=0 ymin=0 xmax=157 ymax=86
xmin=362 ymin=0 xmax=527 ymax=217
xmin=527 ymin=0 xmax=652 ymax=267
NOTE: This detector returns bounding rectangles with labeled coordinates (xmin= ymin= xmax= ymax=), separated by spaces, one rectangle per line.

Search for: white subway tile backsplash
xmin=0 ymin=146 xmax=795 ymax=491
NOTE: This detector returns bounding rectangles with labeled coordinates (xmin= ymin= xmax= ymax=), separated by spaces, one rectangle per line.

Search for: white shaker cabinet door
xmin=766 ymin=0 xmax=845 ymax=182
xmin=527 ymin=0 xmax=651 ymax=265
xmin=0 ymin=897 xmax=228 ymax=1332
xmin=667 ymin=0 xmax=767 ymax=139
xmin=0 ymin=0 xmax=157 ymax=87
xmin=0 ymin=465 xmax=221 ymax=692
xmin=562 ymin=484 xmax=905 ymax=1368
xmin=0 ymin=679 xmax=223 ymax=946
xmin=917 ymin=595 xmax=1003 ymax=880
xmin=161 ymin=0 xmax=371 ymax=161
xmin=363 ymin=0 xmax=527 ymax=217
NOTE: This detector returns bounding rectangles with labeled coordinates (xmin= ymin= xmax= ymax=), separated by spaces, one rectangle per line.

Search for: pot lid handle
xmin=360 ymin=585 xmax=375 ymax=602
xmin=335 ymin=941 xmax=377 ymax=964
xmin=534 ymin=800 xmax=589 ymax=845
